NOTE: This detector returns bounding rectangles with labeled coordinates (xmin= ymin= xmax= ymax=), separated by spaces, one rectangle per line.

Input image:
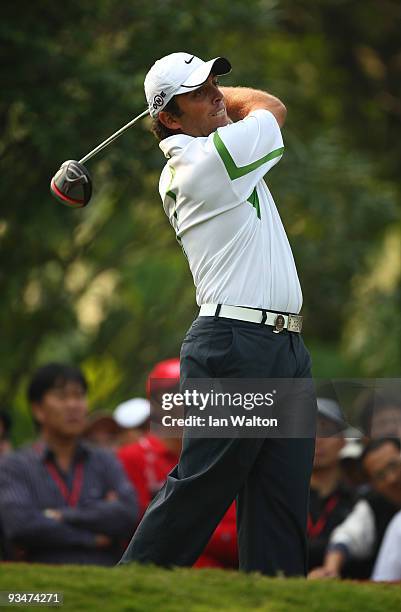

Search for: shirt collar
xmin=34 ymin=438 xmax=90 ymax=463
xmin=159 ymin=134 xmax=194 ymax=159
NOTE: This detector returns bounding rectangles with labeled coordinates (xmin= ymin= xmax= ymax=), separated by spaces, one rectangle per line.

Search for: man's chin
xmin=208 ymin=115 xmax=230 ymax=135
xmin=216 ymin=114 xmax=230 ymax=127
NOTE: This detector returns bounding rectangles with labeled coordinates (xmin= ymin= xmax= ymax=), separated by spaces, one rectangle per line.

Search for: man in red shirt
xmin=118 ymin=358 xmax=237 ymax=569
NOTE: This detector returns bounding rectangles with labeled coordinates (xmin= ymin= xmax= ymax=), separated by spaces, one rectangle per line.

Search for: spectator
xmin=118 ymin=358 xmax=238 ymax=569
xmin=338 ymin=439 xmax=366 ymax=492
xmin=0 ymin=363 xmax=138 ymax=565
xmin=309 ymin=438 xmax=401 ymax=579
xmin=113 ymin=398 xmax=151 ymax=447
xmin=308 ymin=399 xmax=355 ymax=572
xmin=83 ymin=412 xmax=121 ymax=450
xmin=358 ymin=390 xmax=401 ymax=439
xmin=0 ymin=410 xmax=12 ymax=560
xmin=0 ymin=410 xmax=12 ymax=457
xmin=372 ymin=509 xmax=401 ymax=581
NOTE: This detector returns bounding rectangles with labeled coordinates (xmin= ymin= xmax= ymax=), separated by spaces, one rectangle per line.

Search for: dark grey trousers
xmin=119 ymin=316 xmax=317 ymax=576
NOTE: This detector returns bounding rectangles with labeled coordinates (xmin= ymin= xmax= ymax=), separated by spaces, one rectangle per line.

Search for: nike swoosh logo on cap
xmin=184 ymin=56 xmax=195 ymax=64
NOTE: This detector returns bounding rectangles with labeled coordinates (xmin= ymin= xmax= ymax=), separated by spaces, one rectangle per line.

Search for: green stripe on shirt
xmin=166 ymin=165 xmax=177 ymax=201
xmin=247 ymin=187 xmax=261 ymax=219
xmin=213 ymin=131 xmax=284 ymax=180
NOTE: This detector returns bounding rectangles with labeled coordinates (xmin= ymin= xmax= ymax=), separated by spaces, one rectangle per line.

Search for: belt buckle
xmin=273 ymin=314 xmax=286 ymax=333
xmin=287 ymin=314 xmax=303 ymax=333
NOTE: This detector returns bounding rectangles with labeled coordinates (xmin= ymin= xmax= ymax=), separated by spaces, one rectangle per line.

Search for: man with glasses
xmin=309 ymin=437 xmax=401 ymax=579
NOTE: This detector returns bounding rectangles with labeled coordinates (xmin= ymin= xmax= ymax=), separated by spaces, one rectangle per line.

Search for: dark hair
xmin=27 ymin=363 xmax=87 ymax=404
xmin=358 ymin=390 xmax=401 ymax=435
xmin=151 ymin=96 xmax=183 ymax=142
xmin=361 ymin=437 xmax=401 ymax=467
xmin=0 ymin=410 xmax=11 ymax=438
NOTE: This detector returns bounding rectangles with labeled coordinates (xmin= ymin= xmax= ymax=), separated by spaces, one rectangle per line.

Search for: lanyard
xmin=308 ymin=495 xmax=339 ymax=539
xmin=45 ymin=460 xmax=84 ymax=507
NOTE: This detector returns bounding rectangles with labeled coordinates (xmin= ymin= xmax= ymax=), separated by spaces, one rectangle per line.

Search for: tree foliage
xmin=1 ymin=1 xmax=400 ymax=436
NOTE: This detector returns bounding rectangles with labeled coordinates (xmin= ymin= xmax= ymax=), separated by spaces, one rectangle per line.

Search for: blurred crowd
xmin=1 ymin=362 xmax=401 ymax=581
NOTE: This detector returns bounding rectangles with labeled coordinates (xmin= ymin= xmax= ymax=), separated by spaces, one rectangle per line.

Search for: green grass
xmin=0 ymin=564 xmax=400 ymax=611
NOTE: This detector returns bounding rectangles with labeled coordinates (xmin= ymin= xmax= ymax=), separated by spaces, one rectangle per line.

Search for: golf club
xmin=50 ymin=108 xmax=150 ymax=208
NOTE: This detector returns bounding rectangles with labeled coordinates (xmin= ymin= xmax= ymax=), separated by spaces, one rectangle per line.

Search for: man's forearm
xmin=61 ymin=498 xmax=137 ymax=538
xmin=220 ymin=86 xmax=287 ymax=127
xmin=324 ymin=549 xmax=346 ymax=575
xmin=308 ymin=549 xmax=346 ymax=579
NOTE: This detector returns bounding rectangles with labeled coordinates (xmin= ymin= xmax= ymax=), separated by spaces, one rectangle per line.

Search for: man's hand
xmin=220 ymin=86 xmax=287 ymax=127
xmin=308 ymin=566 xmax=340 ymax=579
xmin=43 ymin=508 xmax=63 ymax=521
xmin=308 ymin=549 xmax=345 ymax=579
xmin=95 ymin=534 xmax=112 ymax=548
xmin=104 ymin=490 xmax=118 ymax=502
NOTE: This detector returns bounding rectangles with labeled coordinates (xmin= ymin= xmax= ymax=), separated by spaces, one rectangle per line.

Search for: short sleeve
xmin=328 ymin=499 xmax=376 ymax=559
xmin=372 ymin=510 xmax=401 ymax=581
xmin=212 ymin=109 xmax=284 ymax=200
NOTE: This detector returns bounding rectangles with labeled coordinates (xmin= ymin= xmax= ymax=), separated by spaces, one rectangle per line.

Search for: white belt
xmin=199 ymin=303 xmax=303 ymax=333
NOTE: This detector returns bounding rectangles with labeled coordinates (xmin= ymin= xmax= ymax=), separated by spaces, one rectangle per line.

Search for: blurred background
xmin=1 ymin=0 xmax=400 ymax=444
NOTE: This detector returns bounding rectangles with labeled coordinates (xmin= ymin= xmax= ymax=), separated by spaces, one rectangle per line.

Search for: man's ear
xmin=158 ymin=110 xmax=182 ymax=131
xmin=31 ymin=402 xmax=45 ymax=426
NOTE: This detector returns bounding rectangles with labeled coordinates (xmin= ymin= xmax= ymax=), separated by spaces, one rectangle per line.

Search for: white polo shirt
xmin=159 ymin=109 xmax=302 ymax=313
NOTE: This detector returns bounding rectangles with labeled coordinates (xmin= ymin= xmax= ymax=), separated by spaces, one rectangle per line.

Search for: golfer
xmin=119 ymin=52 xmax=317 ymax=576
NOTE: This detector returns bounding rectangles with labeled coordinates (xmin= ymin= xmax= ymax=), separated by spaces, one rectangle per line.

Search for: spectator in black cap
xmin=0 ymin=363 xmax=138 ymax=565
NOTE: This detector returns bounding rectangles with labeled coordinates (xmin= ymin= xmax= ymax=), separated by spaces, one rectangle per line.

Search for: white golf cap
xmin=113 ymin=398 xmax=151 ymax=429
xmin=339 ymin=439 xmax=364 ymax=460
xmin=144 ymin=52 xmax=231 ymax=118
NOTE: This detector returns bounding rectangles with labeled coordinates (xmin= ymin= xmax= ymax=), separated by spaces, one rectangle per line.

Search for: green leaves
xmin=1 ymin=0 xmax=400 ymax=441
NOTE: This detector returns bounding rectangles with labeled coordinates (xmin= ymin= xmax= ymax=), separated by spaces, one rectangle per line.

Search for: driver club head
xmin=50 ymin=160 xmax=92 ymax=208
